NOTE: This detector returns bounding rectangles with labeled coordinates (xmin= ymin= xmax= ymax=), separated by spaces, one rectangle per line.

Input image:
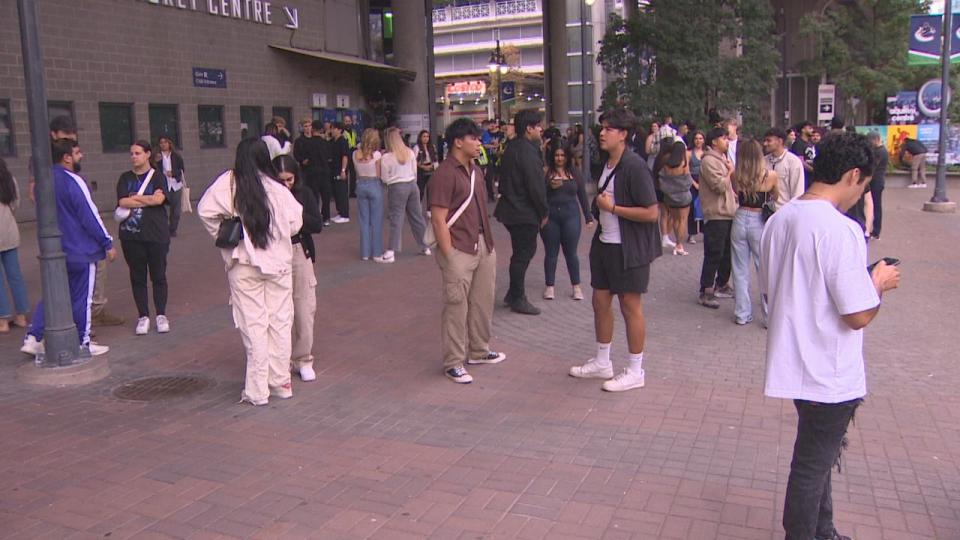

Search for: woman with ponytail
xmin=198 ymin=138 xmax=303 ymax=405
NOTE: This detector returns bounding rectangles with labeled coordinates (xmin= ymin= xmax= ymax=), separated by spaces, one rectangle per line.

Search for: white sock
xmin=628 ymin=352 xmax=644 ymax=374
xmin=595 ymin=342 xmax=612 ymax=367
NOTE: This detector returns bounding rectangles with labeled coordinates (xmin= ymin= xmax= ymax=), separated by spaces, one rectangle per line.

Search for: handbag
xmin=215 ymin=174 xmax=244 ymax=249
xmin=423 ymin=169 xmax=475 ymax=250
xmin=591 ymin=162 xmax=622 ymax=223
xmin=761 ymin=198 xmax=776 ymax=223
xmin=113 ymin=169 xmax=155 ymax=223
xmin=180 ymin=172 xmax=193 ymax=214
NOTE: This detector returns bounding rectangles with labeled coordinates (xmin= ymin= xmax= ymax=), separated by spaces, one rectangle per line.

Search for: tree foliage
xmin=597 ymin=0 xmax=779 ymax=134
xmin=798 ymin=0 xmax=932 ymax=124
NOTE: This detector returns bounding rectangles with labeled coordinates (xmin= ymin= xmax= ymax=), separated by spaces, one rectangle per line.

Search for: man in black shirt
xmin=868 ymin=132 xmax=888 ymax=239
xmin=900 ymin=137 xmax=928 ymax=188
xmin=293 ymin=118 xmax=328 ymax=203
xmin=495 ymin=110 xmax=547 ymax=315
xmin=329 ymin=122 xmax=351 ymax=223
xmin=790 ymin=121 xmax=816 ymax=188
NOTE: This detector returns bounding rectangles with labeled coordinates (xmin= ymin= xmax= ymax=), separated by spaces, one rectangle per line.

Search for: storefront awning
xmin=269 ymin=45 xmax=417 ymax=81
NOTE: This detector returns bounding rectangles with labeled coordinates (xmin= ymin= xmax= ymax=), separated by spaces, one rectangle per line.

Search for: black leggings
xmin=121 ymin=239 xmax=169 ymax=318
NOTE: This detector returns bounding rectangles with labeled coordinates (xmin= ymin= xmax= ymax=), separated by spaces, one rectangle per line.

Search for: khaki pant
xmin=90 ymin=259 xmax=108 ymax=317
xmin=227 ymin=263 xmax=293 ymax=403
xmin=911 ymin=153 xmax=927 ymax=184
xmin=290 ymin=247 xmax=317 ymax=371
xmin=436 ymin=240 xmax=496 ymax=369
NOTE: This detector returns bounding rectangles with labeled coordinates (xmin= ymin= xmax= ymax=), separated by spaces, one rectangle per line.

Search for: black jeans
xmin=540 ymin=202 xmax=582 ymax=286
xmin=121 ymin=239 xmax=169 ymax=318
xmin=333 ymin=174 xmax=350 ymax=218
xmin=870 ymin=184 xmax=883 ymax=237
xmin=505 ymin=223 xmax=539 ymax=302
xmin=314 ymin=174 xmax=334 ymax=222
xmin=783 ymin=398 xmax=862 ymax=540
xmin=166 ymin=189 xmax=183 ymax=235
xmin=699 ymin=219 xmax=732 ymax=291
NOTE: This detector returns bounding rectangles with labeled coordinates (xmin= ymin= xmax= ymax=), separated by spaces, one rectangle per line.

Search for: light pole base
xmin=17 ymin=355 xmax=110 ymax=386
xmin=922 ymin=201 xmax=958 ymax=213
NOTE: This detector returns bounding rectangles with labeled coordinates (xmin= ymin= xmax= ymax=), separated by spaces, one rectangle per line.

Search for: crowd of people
xmin=2 ymin=103 xmax=904 ymax=540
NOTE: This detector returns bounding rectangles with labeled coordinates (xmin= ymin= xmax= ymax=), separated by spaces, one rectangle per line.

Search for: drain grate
xmin=113 ymin=375 xmax=213 ymax=402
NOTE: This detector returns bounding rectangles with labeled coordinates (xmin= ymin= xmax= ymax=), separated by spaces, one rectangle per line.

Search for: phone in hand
xmin=867 ymin=257 xmax=900 ymax=273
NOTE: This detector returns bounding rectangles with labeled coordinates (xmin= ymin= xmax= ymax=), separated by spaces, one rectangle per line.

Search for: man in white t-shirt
xmin=760 ymin=132 xmax=900 ymax=540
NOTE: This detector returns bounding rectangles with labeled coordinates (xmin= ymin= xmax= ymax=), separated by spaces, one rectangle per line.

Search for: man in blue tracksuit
xmin=21 ymin=139 xmax=116 ymax=357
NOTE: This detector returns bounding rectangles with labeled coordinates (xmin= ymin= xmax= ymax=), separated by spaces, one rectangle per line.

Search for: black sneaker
xmin=467 ymin=351 xmax=506 ymax=365
xmin=445 ymin=365 xmax=473 ymax=384
xmin=510 ymin=297 xmax=541 ymax=315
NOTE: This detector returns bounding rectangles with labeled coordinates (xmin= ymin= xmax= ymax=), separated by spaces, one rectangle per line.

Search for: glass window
xmin=0 ymin=100 xmax=13 ymax=156
xmin=566 ymin=27 xmax=581 ymax=51
xmin=198 ymin=105 xmax=225 ymax=148
xmin=48 ymin=101 xmax=74 ymax=124
xmin=271 ymin=107 xmax=292 ymax=131
xmin=149 ymin=104 xmax=180 ymax=149
xmin=240 ymin=106 xmax=262 ymax=140
xmin=98 ymin=102 xmax=134 ymax=153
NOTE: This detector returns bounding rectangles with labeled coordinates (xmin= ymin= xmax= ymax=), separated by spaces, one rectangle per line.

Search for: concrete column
xmin=544 ymin=0 xmax=569 ymax=127
xmin=392 ymin=2 xmax=430 ymax=131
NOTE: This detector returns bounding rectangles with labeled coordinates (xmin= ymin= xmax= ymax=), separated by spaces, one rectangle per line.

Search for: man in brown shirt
xmin=428 ymin=118 xmax=505 ymax=384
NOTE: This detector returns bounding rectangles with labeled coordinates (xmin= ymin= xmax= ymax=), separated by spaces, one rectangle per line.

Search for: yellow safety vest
xmin=476 ymin=146 xmax=489 ymax=166
xmin=344 ymin=129 xmax=357 ymax=149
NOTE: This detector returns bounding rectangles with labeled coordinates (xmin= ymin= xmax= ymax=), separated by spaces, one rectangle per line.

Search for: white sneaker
xmin=332 ymin=216 xmax=350 ymax=224
xmin=602 ymin=368 xmax=645 ymax=392
xmin=382 ymin=250 xmax=396 ymax=262
xmin=299 ymin=365 xmax=317 ymax=382
xmin=661 ymin=235 xmax=676 ymax=248
xmin=156 ymin=315 xmax=170 ymax=334
xmin=918 ymin=183 xmax=928 ymax=188
xmin=373 ymin=254 xmax=394 ymax=264
xmin=908 ymin=183 xmax=922 ymax=189
xmin=135 ymin=317 xmax=150 ymax=335
xmin=87 ymin=342 xmax=110 ymax=356
xmin=569 ymin=358 xmax=614 ymax=379
xmin=420 ymin=247 xmax=432 ymax=256
xmin=20 ymin=335 xmax=43 ymax=356
xmin=543 ymin=286 xmax=555 ymax=300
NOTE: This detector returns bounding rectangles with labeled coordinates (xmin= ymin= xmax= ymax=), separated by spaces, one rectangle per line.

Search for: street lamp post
xmin=488 ymin=38 xmax=507 ymax=121
xmin=580 ymin=0 xmax=595 ymax=183
xmin=926 ymin=0 xmax=956 ymax=212
xmin=17 ymin=0 xmax=82 ymax=367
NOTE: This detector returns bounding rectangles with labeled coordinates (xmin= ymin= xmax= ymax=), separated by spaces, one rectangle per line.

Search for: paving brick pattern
xmin=0 ymin=187 xmax=958 ymax=539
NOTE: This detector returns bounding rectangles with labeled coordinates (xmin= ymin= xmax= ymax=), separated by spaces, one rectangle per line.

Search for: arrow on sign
xmin=284 ymin=6 xmax=299 ymax=29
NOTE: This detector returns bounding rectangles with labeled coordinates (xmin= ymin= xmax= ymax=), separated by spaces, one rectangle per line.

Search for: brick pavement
xmin=0 ymin=187 xmax=958 ymax=539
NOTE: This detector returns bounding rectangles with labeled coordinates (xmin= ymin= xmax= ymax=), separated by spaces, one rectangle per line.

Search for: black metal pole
xmin=425 ymin=0 xmax=437 ymax=138
xmin=933 ymin=0 xmax=952 ymax=204
xmin=580 ymin=0 xmax=592 ymax=183
xmin=17 ymin=0 xmax=81 ymax=366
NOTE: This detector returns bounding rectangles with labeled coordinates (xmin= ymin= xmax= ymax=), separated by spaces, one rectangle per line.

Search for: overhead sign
xmin=445 ymin=80 xmax=487 ymax=95
xmin=140 ymin=0 xmax=300 ymax=28
xmin=500 ymin=81 xmax=516 ymax=102
xmin=908 ymin=14 xmax=960 ymax=65
xmin=193 ymin=67 xmax=226 ymax=88
xmin=336 ymin=94 xmax=350 ymax=109
xmin=817 ymin=84 xmax=835 ymax=126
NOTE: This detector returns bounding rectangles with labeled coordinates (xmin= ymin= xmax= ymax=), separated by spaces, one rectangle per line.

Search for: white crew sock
xmin=628 ymin=352 xmax=644 ymax=374
xmin=595 ymin=342 xmax=612 ymax=367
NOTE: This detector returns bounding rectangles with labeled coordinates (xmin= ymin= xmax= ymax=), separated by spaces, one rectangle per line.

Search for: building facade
xmin=1 ymin=0 xmax=430 ymax=221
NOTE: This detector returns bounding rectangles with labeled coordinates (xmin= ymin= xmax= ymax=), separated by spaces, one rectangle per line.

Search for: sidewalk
xmin=0 ymin=186 xmax=958 ymax=539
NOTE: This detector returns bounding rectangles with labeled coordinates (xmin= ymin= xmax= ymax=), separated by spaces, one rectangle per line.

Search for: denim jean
xmin=386 ymin=181 xmax=428 ymax=253
xmin=0 ymin=248 xmax=29 ymax=318
xmin=540 ymin=201 xmax=582 ymax=286
xmin=783 ymin=398 xmax=862 ymax=540
xmin=731 ymin=209 xmax=766 ymax=323
xmin=356 ymin=178 xmax=384 ymax=259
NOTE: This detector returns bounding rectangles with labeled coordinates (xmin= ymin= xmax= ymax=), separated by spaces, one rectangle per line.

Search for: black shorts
xmin=589 ymin=239 xmax=650 ymax=295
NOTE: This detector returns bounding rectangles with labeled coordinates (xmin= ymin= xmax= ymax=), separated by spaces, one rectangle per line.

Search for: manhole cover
xmin=113 ymin=375 xmax=213 ymax=402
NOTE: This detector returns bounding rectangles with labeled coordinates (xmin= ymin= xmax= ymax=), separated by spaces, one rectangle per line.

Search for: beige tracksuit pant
xmin=290 ymin=247 xmax=317 ymax=371
xmin=228 ymin=263 xmax=293 ymax=403
xmin=437 ymin=239 xmax=496 ymax=369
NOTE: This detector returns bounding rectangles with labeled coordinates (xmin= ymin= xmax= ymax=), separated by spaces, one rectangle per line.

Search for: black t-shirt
xmin=116 ymin=168 xmax=170 ymax=243
xmin=844 ymin=181 xmax=873 ymax=232
xmin=330 ymin=137 xmax=350 ymax=175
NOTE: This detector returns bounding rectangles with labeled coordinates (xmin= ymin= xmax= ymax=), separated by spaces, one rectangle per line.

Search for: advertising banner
xmin=908 ymin=14 xmax=960 ymax=65
xmin=887 ymin=91 xmax=920 ymax=124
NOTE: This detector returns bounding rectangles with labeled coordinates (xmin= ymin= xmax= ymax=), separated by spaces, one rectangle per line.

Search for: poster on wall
xmin=917 ymin=124 xmax=940 ymax=163
xmin=887 ymin=92 xmax=920 ymax=124
xmin=887 ymin=125 xmax=918 ymax=167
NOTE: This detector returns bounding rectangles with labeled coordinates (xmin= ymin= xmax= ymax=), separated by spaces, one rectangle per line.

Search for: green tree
xmin=597 ymin=0 xmax=779 ymax=135
xmin=798 ymin=0 xmax=932 ymax=124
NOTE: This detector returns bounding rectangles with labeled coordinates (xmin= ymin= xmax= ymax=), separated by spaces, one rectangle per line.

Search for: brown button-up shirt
xmin=427 ymin=155 xmax=494 ymax=254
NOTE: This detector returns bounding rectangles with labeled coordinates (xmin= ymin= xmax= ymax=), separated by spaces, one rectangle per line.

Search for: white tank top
xmin=354 ymin=150 xmax=381 ymax=178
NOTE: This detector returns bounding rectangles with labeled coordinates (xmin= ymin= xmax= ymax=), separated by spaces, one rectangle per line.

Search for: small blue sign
xmin=193 ymin=67 xmax=226 ymax=89
xmin=501 ymin=81 xmax=516 ymax=102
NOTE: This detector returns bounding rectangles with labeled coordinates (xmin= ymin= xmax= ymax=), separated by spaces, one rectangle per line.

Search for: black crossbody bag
xmin=215 ymin=174 xmax=244 ymax=249
xmin=591 ymin=162 xmax=623 ymax=227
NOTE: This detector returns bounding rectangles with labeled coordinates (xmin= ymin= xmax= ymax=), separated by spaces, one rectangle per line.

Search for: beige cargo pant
xmin=436 ymin=239 xmax=496 ymax=370
xmin=290 ymin=247 xmax=317 ymax=371
xmin=227 ymin=263 xmax=293 ymax=403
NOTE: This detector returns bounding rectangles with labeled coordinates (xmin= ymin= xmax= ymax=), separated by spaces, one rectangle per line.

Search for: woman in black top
xmin=540 ymin=144 xmax=594 ymax=301
xmin=116 ymin=140 xmax=170 ymax=335
xmin=415 ymin=130 xmax=437 ymax=200
xmin=273 ymin=155 xmax=323 ymax=382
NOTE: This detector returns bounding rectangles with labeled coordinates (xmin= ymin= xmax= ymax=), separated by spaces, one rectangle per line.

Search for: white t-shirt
xmin=598 ymin=164 xmax=621 ymax=244
xmin=380 ymin=150 xmax=418 ymax=185
xmin=759 ymin=199 xmax=880 ymax=403
xmin=727 ymin=138 xmax=738 ymax=166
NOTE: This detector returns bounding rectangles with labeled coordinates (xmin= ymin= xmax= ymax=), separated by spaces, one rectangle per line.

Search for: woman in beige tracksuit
xmin=198 ymin=138 xmax=303 ymax=406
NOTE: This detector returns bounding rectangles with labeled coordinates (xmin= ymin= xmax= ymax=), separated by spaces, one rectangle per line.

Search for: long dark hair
xmin=272 ymin=154 xmax=302 ymax=189
xmin=665 ymin=141 xmax=687 ymax=169
xmin=416 ymin=130 xmax=436 ymax=161
xmin=234 ymin=138 xmax=278 ymax=249
xmin=0 ymin=157 xmax=15 ymax=206
xmin=546 ymin=143 xmax=573 ymax=177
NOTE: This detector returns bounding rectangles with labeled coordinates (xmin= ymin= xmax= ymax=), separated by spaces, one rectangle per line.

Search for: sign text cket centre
xmin=140 ymin=0 xmax=300 ymax=29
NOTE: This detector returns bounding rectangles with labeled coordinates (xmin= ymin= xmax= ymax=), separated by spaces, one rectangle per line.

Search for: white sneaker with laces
xmin=661 ymin=234 xmax=676 ymax=248
xmin=332 ymin=215 xmax=350 ymax=224
xmin=156 ymin=315 xmax=170 ymax=333
xmin=569 ymin=358 xmax=614 ymax=379
xmin=135 ymin=317 xmax=150 ymax=335
xmin=602 ymin=368 xmax=645 ymax=392
xmin=20 ymin=335 xmax=43 ymax=356
xmin=382 ymin=250 xmax=396 ymax=262
xmin=420 ymin=247 xmax=432 ymax=256
xmin=87 ymin=342 xmax=110 ymax=356
xmin=299 ymin=365 xmax=317 ymax=382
